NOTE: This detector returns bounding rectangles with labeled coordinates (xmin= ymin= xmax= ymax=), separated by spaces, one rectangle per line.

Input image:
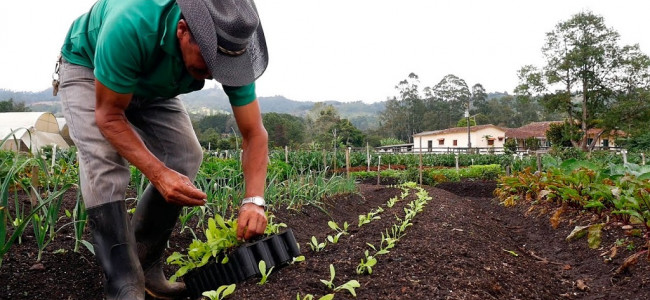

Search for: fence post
xmin=622 ymin=149 xmax=628 ymax=165
xmin=505 ymin=165 xmax=511 ymax=176
xmin=345 ymin=147 xmax=350 ymax=178
xmin=419 ymin=138 xmax=423 ymax=186
xmin=642 ymin=153 xmax=646 ymax=165
xmin=366 ymin=142 xmax=370 ymax=172
xmin=455 ymin=154 xmax=459 ymax=171
xmin=284 ymin=146 xmax=288 ymax=164
xmin=377 ymin=155 xmax=381 ymax=185
xmin=536 ymin=152 xmax=542 ymax=172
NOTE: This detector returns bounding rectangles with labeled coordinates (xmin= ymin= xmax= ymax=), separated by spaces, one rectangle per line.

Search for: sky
xmin=1 ymin=0 xmax=650 ymax=103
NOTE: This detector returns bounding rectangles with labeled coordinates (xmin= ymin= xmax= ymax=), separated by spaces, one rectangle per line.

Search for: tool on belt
xmin=52 ymin=55 xmax=61 ymax=96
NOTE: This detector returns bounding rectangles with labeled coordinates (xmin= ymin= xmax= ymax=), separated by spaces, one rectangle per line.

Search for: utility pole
xmin=465 ymin=108 xmax=471 ymax=150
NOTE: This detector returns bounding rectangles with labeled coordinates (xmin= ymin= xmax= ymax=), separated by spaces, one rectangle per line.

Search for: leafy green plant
xmin=356 ymin=250 xmax=377 ymax=275
xmin=258 ymin=260 xmax=274 ymax=285
xmin=265 ymin=212 xmax=287 ymax=234
xmin=296 ymin=293 xmax=334 ymax=300
xmin=320 ymin=264 xmax=361 ymax=297
xmin=308 ymin=236 xmax=326 ymax=252
xmin=202 ymin=284 xmax=236 ymax=300
xmin=167 ymin=214 xmax=241 ymax=281
xmin=358 ymin=207 xmax=383 ymax=227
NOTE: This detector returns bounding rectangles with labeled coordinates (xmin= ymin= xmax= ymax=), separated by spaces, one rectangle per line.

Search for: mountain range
xmin=0 ymin=87 xmax=387 ymax=130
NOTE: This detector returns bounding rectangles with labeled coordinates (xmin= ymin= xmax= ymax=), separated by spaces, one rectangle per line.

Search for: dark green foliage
xmin=503 ymin=139 xmax=518 ymax=155
xmin=0 ymin=99 xmax=30 ymax=112
xmin=263 ymin=112 xmax=305 ymax=148
xmin=524 ymin=137 xmax=540 ymax=150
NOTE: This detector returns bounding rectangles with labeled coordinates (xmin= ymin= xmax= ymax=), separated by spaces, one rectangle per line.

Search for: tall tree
xmin=517 ymin=11 xmax=650 ymax=150
xmin=262 ymin=112 xmax=305 ymax=148
xmin=425 ymin=74 xmax=470 ymax=129
xmin=379 ymin=73 xmax=424 ymax=142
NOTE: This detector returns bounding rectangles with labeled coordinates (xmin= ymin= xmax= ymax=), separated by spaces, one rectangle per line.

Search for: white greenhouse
xmin=0 ymin=112 xmax=70 ymax=153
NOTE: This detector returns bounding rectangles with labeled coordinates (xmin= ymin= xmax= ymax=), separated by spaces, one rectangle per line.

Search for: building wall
xmin=413 ymin=127 xmax=506 ymax=153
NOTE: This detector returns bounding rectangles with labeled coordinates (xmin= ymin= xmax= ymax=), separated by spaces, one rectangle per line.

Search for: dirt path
xmin=1 ymin=182 xmax=648 ymax=299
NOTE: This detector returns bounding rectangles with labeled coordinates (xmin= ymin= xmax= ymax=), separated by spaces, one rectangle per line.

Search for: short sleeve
xmin=223 ymin=82 xmax=257 ymax=106
xmin=93 ymin=18 xmax=144 ymax=94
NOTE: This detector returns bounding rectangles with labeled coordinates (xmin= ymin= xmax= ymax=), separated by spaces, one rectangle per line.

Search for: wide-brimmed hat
xmin=176 ymin=0 xmax=268 ymax=86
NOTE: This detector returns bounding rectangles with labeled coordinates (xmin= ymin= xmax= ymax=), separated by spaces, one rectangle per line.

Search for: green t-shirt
xmin=60 ymin=0 xmax=255 ymax=106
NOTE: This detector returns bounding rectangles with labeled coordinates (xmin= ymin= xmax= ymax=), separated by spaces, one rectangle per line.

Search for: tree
xmin=456 ymin=117 xmax=476 ymax=127
xmin=379 ymin=73 xmax=424 ymax=142
xmin=262 ymin=112 xmax=305 ymax=148
xmin=517 ymin=11 xmax=650 ymax=151
xmin=0 ymin=98 xmax=30 ymax=112
xmin=332 ymin=119 xmax=365 ymax=147
xmin=545 ymin=122 xmax=581 ymax=147
xmin=305 ymin=103 xmax=342 ymax=148
xmin=425 ymin=74 xmax=470 ymax=129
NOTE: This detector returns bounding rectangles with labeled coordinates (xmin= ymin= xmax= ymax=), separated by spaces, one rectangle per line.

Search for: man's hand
xmin=150 ymin=167 xmax=206 ymax=207
xmin=236 ymin=203 xmax=267 ymax=240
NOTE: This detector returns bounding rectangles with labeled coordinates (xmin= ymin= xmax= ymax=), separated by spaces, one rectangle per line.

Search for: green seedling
xmin=309 ymin=236 xmax=326 ymax=252
xmin=328 ymin=221 xmax=349 ymax=235
xmin=358 ymin=207 xmax=383 ymax=227
xmin=356 ymin=250 xmax=377 ymax=275
xmin=291 ymin=255 xmax=305 ymax=264
xmin=327 ymin=232 xmax=344 ymax=244
xmin=502 ymin=249 xmax=519 ymax=257
xmin=296 ymin=293 xmax=334 ymax=300
xmin=258 ymin=260 xmax=274 ymax=285
xmin=386 ymin=196 xmax=398 ymax=208
xmin=320 ymin=264 xmax=337 ymax=289
xmin=320 ymin=264 xmax=361 ymax=297
xmin=265 ymin=212 xmax=287 ymax=234
xmin=202 ymin=284 xmax=236 ymax=300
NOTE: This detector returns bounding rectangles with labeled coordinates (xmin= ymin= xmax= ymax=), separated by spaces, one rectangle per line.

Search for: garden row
xmin=494 ymin=158 xmax=650 ymax=272
xmin=167 ymin=182 xmax=432 ymax=299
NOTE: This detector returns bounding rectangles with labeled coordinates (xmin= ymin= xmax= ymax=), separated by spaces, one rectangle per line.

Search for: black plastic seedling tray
xmin=184 ymin=229 xmax=301 ymax=298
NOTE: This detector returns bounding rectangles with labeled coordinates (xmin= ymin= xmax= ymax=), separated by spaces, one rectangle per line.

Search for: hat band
xmin=218 ymin=45 xmax=247 ymax=56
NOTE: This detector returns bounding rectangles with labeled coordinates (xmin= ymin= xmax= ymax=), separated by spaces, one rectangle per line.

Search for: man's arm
xmin=232 ymin=99 xmax=268 ymax=240
xmin=94 ymin=80 xmax=206 ymax=206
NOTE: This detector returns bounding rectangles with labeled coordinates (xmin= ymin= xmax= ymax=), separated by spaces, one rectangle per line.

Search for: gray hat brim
xmin=177 ymin=0 xmax=268 ymax=87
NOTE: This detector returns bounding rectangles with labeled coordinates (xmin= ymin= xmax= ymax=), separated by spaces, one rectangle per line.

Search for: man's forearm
xmin=241 ymin=132 xmax=268 ymax=198
xmin=95 ymin=113 xmax=165 ymax=180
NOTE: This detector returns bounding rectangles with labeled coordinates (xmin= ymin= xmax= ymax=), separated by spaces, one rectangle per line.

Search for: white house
xmin=0 ymin=112 xmax=70 ymax=153
xmin=412 ymin=124 xmax=507 ymax=153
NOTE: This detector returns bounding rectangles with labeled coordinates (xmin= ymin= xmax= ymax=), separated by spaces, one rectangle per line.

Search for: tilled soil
xmin=1 ymin=181 xmax=649 ymax=299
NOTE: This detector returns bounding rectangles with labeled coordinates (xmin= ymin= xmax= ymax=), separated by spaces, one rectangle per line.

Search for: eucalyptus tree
xmin=379 ymin=73 xmax=424 ymax=142
xmin=425 ymin=74 xmax=471 ymax=129
xmin=516 ymin=11 xmax=650 ymax=150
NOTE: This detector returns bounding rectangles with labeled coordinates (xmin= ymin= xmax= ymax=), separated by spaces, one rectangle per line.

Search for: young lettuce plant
xmin=308 ymin=236 xmax=327 ymax=252
xmin=320 ymin=264 xmax=361 ymax=297
xmin=358 ymin=207 xmax=383 ymax=227
xmin=202 ymin=284 xmax=236 ymax=300
xmin=356 ymin=250 xmax=377 ymax=275
xmin=296 ymin=293 xmax=334 ymax=300
xmin=265 ymin=212 xmax=287 ymax=234
xmin=258 ymin=260 xmax=274 ymax=285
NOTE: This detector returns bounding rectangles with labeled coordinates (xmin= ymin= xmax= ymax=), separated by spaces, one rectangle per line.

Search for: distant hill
xmin=0 ymin=86 xmax=386 ymax=130
xmin=1 ymin=87 xmax=510 ymax=131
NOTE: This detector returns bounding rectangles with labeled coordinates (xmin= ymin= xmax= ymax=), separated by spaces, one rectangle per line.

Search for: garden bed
xmin=1 ymin=181 xmax=649 ymax=299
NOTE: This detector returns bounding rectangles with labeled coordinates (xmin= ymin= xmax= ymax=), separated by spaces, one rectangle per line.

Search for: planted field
xmin=1 ymin=180 xmax=648 ymax=299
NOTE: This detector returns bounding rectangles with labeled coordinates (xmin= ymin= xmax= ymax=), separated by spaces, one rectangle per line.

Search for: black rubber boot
xmin=132 ymin=185 xmax=187 ymax=299
xmin=87 ymin=201 xmax=145 ymax=300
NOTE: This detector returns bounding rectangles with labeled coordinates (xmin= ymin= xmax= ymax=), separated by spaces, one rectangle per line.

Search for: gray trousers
xmin=58 ymin=60 xmax=203 ymax=208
